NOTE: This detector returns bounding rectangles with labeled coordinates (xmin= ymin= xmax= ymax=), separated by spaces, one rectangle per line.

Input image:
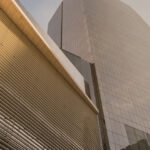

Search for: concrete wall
xmin=62 ymin=0 xmax=93 ymax=62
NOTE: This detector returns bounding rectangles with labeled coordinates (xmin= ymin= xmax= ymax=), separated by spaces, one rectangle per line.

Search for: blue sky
xmin=20 ymin=0 xmax=150 ymax=32
xmin=20 ymin=0 xmax=62 ymax=32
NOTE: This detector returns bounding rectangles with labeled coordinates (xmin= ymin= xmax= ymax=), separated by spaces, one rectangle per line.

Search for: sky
xmin=20 ymin=0 xmax=62 ymax=32
xmin=121 ymin=0 xmax=150 ymax=25
xmin=20 ymin=0 xmax=150 ymax=32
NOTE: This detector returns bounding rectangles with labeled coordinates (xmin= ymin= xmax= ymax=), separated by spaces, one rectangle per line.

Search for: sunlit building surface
xmin=0 ymin=0 xmax=102 ymax=149
xmin=48 ymin=0 xmax=150 ymax=149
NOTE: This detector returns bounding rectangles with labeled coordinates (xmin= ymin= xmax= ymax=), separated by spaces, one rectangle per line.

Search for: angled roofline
xmin=0 ymin=0 xmax=99 ymax=114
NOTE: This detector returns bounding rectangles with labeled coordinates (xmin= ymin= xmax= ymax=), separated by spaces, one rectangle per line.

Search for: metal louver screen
xmin=0 ymin=9 xmax=101 ymax=149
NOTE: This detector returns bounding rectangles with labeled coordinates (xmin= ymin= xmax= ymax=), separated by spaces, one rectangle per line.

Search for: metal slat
xmin=0 ymin=9 xmax=101 ymax=149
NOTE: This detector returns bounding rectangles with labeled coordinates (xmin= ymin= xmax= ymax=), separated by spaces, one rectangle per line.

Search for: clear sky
xmin=20 ymin=0 xmax=150 ymax=32
xmin=121 ymin=0 xmax=150 ymax=25
xmin=20 ymin=0 xmax=62 ymax=32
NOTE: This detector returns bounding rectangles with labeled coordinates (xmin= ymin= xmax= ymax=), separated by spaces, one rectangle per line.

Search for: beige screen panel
xmin=0 ymin=10 xmax=101 ymax=149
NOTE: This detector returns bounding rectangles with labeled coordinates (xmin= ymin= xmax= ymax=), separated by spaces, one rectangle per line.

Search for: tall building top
xmin=48 ymin=0 xmax=150 ymax=149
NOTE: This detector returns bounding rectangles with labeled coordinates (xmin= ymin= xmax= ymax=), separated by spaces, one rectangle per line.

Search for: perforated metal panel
xmin=0 ymin=9 xmax=101 ymax=149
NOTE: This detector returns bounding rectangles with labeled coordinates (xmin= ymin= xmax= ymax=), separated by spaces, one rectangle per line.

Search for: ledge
xmin=0 ymin=0 xmax=99 ymax=114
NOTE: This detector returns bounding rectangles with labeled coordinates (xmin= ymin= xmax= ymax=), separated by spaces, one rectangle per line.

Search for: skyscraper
xmin=48 ymin=0 xmax=150 ymax=149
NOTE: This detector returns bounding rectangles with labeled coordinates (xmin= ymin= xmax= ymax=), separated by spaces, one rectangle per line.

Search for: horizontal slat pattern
xmin=0 ymin=9 xmax=101 ymax=149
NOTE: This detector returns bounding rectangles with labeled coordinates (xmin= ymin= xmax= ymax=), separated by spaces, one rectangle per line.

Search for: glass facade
xmin=125 ymin=125 xmax=150 ymax=146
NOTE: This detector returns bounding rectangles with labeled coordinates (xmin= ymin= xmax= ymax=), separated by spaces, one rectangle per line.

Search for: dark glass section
xmin=91 ymin=64 xmax=110 ymax=150
xmin=125 ymin=125 xmax=150 ymax=149
xmin=122 ymin=140 xmax=150 ymax=150
xmin=84 ymin=80 xmax=91 ymax=99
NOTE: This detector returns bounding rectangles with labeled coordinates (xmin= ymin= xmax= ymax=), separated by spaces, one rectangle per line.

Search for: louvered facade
xmin=0 ymin=1 xmax=101 ymax=149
